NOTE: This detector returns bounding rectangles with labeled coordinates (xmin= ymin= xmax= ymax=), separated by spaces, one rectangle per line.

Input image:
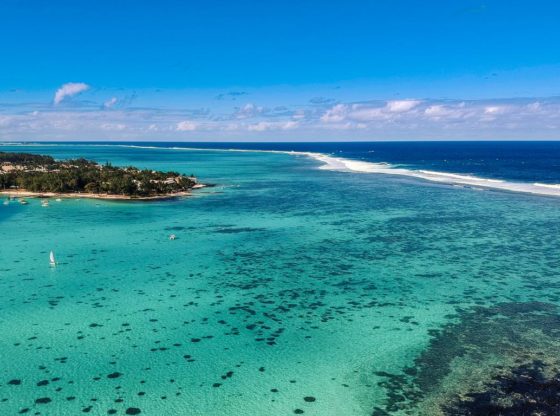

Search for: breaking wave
xmin=3 ymin=142 xmax=560 ymax=197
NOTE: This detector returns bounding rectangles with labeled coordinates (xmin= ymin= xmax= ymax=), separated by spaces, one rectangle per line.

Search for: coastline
xmin=4 ymin=142 xmax=560 ymax=198
xmin=0 ymin=184 xmax=206 ymax=201
xmin=55 ymin=143 xmax=560 ymax=198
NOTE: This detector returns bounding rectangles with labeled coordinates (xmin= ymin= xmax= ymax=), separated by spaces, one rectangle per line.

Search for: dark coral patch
xmin=373 ymin=302 xmax=560 ymax=414
xmin=35 ymin=397 xmax=52 ymax=404
xmin=445 ymin=361 xmax=560 ymax=415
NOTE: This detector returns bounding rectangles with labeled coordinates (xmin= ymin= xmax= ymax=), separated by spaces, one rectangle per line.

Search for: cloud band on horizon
xmin=1 ymin=83 xmax=559 ymax=141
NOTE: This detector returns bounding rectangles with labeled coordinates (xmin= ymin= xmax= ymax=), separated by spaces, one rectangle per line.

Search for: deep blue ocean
xmin=61 ymin=141 xmax=560 ymax=184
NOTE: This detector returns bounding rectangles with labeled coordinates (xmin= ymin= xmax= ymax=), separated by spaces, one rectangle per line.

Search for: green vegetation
xmin=0 ymin=151 xmax=198 ymax=197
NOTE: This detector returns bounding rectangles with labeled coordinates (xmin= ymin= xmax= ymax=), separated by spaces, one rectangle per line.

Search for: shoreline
xmin=4 ymin=142 xmax=560 ymax=198
xmin=0 ymin=184 xmax=206 ymax=201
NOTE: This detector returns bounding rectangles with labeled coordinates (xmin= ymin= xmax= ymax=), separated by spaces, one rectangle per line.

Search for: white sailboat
xmin=49 ymin=251 xmax=56 ymax=267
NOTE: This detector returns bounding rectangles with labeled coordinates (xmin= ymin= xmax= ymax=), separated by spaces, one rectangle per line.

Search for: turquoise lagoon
xmin=1 ymin=144 xmax=560 ymax=415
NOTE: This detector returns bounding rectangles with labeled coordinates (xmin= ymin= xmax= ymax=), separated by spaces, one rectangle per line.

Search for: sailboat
xmin=49 ymin=251 xmax=56 ymax=267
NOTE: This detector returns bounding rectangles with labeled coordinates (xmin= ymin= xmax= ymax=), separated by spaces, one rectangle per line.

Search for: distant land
xmin=0 ymin=151 xmax=203 ymax=200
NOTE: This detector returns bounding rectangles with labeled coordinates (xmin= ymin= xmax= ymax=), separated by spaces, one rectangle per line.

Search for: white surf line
xmin=308 ymin=153 xmax=560 ymax=197
xmin=3 ymin=142 xmax=560 ymax=197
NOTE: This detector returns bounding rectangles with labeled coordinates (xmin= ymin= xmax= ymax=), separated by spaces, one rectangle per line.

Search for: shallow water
xmin=1 ymin=144 xmax=560 ymax=415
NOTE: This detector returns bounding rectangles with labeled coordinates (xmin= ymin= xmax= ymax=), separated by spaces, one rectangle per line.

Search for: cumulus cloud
xmin=424 ymin=103 xmax=473 ymax=120
xmin=2 ymin=95 xmax=560 ymax=140
xmin=484 ymin=105 xmax=508 ymax=115
xmin=176 ymin=120 xmax=198 ymax=131
xmin=348 ymin=105 xmax=386 ymax=121
xmin=53 ymin=82 xmax=90 ymax=105
xmin=386 ymin=99 xmax=421 ymax=112
xmin=316 ymin=97 xmax=560 ymax=136
xmin=234 ymin=103 xmax=264 ymax=119
xmin=321 ymin=100 xmax=422 ymax=123
xmin=247 ymin=121 xmax=299 ymax=131
xmin=320 ymin=104 xmax=348 ymax=122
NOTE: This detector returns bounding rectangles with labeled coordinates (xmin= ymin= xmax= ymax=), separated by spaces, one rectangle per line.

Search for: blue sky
xmin=1 ymin=0 xmax=559 ymax=141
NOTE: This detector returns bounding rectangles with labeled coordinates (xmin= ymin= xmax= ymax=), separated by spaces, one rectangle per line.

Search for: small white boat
xmin=2 ymin=200 xmax=8 ymax=205
xmin=55 ymin=198 xmax=62 ymax=202
xmin=19 ymin=199 xmax=28 ymax=205
xmin=169 ymin=234 xmax=176 ymax=240
xmin=41 ymin=200 xmax=49 ymax=207
xmin=49 ymin=251 xmax=56 ymax=267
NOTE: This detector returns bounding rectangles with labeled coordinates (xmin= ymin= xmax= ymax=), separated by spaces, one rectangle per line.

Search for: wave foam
xmin=3 ymin=142 xmax=560 ymax=197
xmin=307 ymin=153 xmax=560 ymax=197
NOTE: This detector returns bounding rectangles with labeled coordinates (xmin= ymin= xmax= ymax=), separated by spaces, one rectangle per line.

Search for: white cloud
xmin=176 ymin=120 xmax=198 ymax=131
xmin=100 ymin=123 xmax=126 ymax=131
xmin=282 ymin=121 xmax=299 ymax=130
xmin=53 ymin=82 xmax=90 ymax=105
xmin=1 ymin=95 xmax=560 ymax=140
xmin=424 ymin=104 xmax=472 ymax=120
xmin=527 ymin=102 xmax=541 ymax=112
xmin=385 ymin=99 xmax=421 ymax=113
xmin=484 ymin=105 xmax=508 ymax=115
xmin=424 ymin=105 xmax=447 ymax=117
xmin=247 ymin=121 xmax=299 ymax=131
xmin=0 ymin=115 xmax=15 ymax=127
xmin=320 ymin=104 xmax=348 ymax=122
xmin=321 ymin=100 xmax=422 ymax=124
xmin=235 ymin=103 xmax=264 ymax=119
xmin=348 ymin=106 xmax=386 ymax=121
xmin=104 ymin=97 xmax=118 ymax=109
